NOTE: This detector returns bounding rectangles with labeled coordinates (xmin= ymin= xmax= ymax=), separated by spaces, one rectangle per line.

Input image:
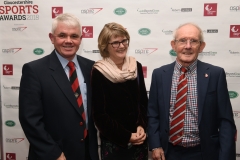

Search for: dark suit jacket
xmin=148 ymin=60 xmax=236 ymax=160
xmin=19 ymin=50 xmax=99 ymax=160
xmin=91 ymin=62 xmax=148 ymax=147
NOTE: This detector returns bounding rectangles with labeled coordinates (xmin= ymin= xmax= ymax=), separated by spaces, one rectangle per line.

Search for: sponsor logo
xmin=6 ymin=153 xmax=16 ymax=160
xmin=82 ymin=26 xmax=93 ymax=38
xmin=2 ymin=48 xmax=22 ymax=54
xmin=229 ymin=50 xmax=240 ymax=55
xmin=3 ymin=64 xmax=13 ymax=75
xmin=4 ymin=103 xmax=19 ymax=109
xmin=230 ymin=25 xmax=240 ymax=38
xmin=169 ymin=49 xmax=177 ymax=56
xmin=203 ymin=29 xmax=218 ymax=33
xmin=5 ymin=120 xmax=16 ymax=127
xmin=162 ymin=29 xmax=173 ymax=35
xmin=33 ymin=48 xmax=44 ymax=55
xmin=230 ymin=5 xmax=240 ymax=12
xmin=226 ymin=72 xmax=240 ymax=77
xmin=135 ymin=48 xmax=158 ymax=55
xmin=12 ymin=26 xmax=27 ymax=31
xmin=171 ymin=8 xmax=192 ymax=12
xmin=138 ymin=28 xmax=151 ymax=36
xmin=52 ymin=7 xmax=63 ymax=18
xmin=83 ymin=49 xmax=100 ymax=53
xmin=229 ymin=91 xmax=239 ymax=99
xmin=233 ymin=111 xmax=240 ymax=118
xmin=181 ymin=8 xmax=192 ymax=12
xmin=0 ymin=0 xmax=39 ymax=21
xmin=6 ymin=138 xmax=24 ymax=144
xmin=142 ymin=66 xmax=147 ymax=78
xmin=199 ymin=51 xmax=217 ymax=56
xmin=81 ymin=8 xmax=103 ymax=15
xmin=2 ymin=85 xmax=20 ymax=90
xmin=137 ymin=8 xmax=159 ymax=14
xmin=114 ymin=7 xmax=127 ymax=15
xmin=204 ymin=3 xmax=217 ymax=16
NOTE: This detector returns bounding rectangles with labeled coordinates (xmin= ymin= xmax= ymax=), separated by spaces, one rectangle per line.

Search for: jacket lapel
xmin=48 ymin=51 xmax=83 ymax=117
xmin=77 ymin=56 xmax=92 ymax=117
xmin=162 ymin=62 xmax=175 ymax=121
xmin=197 ymin=60 xmax=210 ymax=125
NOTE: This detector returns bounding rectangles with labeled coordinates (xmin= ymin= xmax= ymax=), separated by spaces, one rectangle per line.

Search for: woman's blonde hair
xmin=98 ymin=22 xmax=130 ymax=58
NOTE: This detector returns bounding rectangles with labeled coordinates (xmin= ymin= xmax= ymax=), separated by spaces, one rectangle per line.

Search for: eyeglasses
xmin=175 ymin=39 xmax=201 ymax=47
xmin=53 ymin=33 xmax=80 ymax=40
xmin=108 ymin=39 xmax=129 ymax=48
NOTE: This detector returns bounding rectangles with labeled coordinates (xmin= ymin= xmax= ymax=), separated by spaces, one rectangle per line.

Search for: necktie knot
xmin=67 ymin=61 xmax=75 ymax=70
xmin=181 ymin=67 xmax=187 ymax=74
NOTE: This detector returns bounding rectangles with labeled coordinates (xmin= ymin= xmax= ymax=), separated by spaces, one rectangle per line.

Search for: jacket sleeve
xmin=217 ymin=68 xmax=236 ymax=160
xmin=147 ymin=69 xmax=162 ymax=150
xmin=19 ymin=63 xmax=62 ymax=160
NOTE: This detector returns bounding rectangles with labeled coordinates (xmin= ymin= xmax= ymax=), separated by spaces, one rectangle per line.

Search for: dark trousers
xmin=85 ymin=134 xmax=91 ymax=160
xmin=166 ymin=143 xmax=202 ymax=160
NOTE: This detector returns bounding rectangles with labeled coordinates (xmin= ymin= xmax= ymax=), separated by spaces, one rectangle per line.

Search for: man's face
xmin=49 ymin=22 xmax=82 ymax=61
xmin=171 ymin=24 xmax=206 ymax=67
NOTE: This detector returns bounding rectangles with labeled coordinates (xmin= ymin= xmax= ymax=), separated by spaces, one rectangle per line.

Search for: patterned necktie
xmin=67 ymin=61 xmax=87 ymax=139
xmin=169 ymin=67 xmax=188 ymax=145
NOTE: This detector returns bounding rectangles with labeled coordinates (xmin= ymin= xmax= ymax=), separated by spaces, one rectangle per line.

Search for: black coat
xmin=91 ymin=62 xmax=148 ymax=147
xmin=19 ymin=50 xmax=99 ymax=160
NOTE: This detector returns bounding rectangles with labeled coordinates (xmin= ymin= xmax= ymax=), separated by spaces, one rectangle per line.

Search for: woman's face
xmin=107 ymin=35 xmax=129 ymax=63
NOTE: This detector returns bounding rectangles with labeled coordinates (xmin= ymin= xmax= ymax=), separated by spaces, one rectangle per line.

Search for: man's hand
xmin=57 ymin=152 xmax=66 ymax=160
xmin=152 ymin=148 xmax=165 ymax=160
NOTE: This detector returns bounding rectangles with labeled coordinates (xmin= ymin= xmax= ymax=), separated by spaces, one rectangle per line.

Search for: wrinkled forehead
xmin=175 ymin=24 xmax=200 ymax=39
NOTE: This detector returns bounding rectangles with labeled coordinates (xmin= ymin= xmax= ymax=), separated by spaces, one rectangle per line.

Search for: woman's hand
xmin=129 ymin=126 xmax=146 ymax=145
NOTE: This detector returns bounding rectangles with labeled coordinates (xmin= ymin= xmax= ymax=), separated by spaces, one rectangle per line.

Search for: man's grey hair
xmin=173 ymin=22 xmax=204 ymax=42
xmin=51 ymin=13 xmax=81 ymax=35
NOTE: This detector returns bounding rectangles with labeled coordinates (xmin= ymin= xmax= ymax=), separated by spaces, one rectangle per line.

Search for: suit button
xmin=80 ymin=122 xmax=83 ymax=126
xmin=81 ymin=139 xmax=84 ymax=142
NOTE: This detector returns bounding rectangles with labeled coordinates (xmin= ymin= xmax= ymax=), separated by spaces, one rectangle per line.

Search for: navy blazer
xmin=147 ymin=60 xmax=236 ymax=160
xmin=19 ymin=50 xmax=99 ymax=160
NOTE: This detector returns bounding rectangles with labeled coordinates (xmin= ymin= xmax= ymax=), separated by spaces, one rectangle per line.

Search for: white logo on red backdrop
xmin=230 ymin=25 xmax=240 ymax=38
xmin=3 ymin=64 xmax=13 ymax=75
xmin=6 ymin=153 xmax=16 ymax=160
xmin=52 ymin=7 xmax=63 ymax=18
xmin=142 ymin=66 xmax=147 ymax=78
xmin=82 ymin=26 xmax=93 ymax=38
xmin=204 ymin=3 xmax=217 ymax=16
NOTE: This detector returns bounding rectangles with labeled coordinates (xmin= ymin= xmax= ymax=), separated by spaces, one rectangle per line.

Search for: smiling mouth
xmin=183 ymin=52 xmax=192 ymax=55
xmin=63 ymin=46 xmax=73 ymax=48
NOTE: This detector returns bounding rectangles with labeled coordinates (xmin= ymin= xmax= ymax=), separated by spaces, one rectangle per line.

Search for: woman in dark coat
xmin=91 ymin=22 xmax=148 ymax=160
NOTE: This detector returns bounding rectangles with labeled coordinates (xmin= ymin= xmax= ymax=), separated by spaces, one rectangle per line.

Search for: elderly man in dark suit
xmin=19 ymin=13 xmax=99 ymax=160
xmin=148 ymin=23 xmax=236 ymax=160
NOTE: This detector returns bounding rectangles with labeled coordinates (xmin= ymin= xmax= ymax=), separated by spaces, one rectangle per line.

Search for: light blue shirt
xmin=55 ymin=51 xmax=88 ymax=128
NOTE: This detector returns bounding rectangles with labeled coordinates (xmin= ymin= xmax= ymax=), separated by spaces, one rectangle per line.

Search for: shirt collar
xmin=55 ymin=50 xmax=79 ymax=69
xmin=175 ymin=59 xmax=197 ymax=74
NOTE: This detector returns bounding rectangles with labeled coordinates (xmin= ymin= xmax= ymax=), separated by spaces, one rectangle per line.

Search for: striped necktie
xmin=67 ymin=61 xmax=87 ymax=139
xmin=169 ymin=67 xmax=188 ymax=145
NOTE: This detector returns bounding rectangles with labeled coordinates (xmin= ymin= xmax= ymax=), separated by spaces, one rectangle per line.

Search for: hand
xmin=130 ymin=126 xmax=146 ymax=145
xmin=152 ymin=148 xmax=165 ymax=160
xmin=57 ymin=152 xmax=66 ymax=160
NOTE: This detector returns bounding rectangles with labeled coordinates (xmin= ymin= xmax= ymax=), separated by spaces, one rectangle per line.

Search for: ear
xmin=49 ymin=33 xmax=54 ymax=44
xmin=199 ymin=41 xmax=206 ymax=53
xmin=79 ymin=35 xmax=83 ymax=44
xmin=171 ymin=40 xmax=176 ymax=50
